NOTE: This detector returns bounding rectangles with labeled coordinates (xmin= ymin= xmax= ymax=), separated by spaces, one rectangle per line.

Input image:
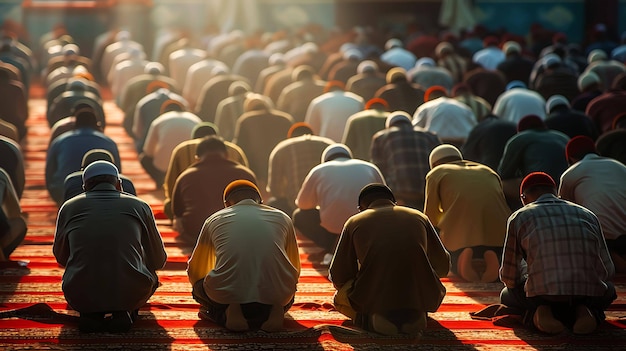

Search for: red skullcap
xmin=566 ymin=135 xmax=596 ymax=161
xmin=287 ymin=122 xmax=313 ymax=138
xmin=365 ymin=98 xmax=389 ymax=110
xmin=520 ymin=172 xmax=556 ymax=195
xmin=517 ymin=114 xmax=545 ymax=132
xmin=424 ymin=85 xmax=448 ymax=102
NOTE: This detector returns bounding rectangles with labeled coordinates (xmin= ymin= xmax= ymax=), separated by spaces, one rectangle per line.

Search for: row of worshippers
xmin=36 ymin=22 xmax=626 ymax=273
xmin=0 ymin=28 xmax=34 ymax=264
xmin=51 ymin=136 xmax=621 ymax=336
xmin=67 ymin=21 xmax=626 ymax=282
xmin=36 ymin=24 xmax=620 ymax=336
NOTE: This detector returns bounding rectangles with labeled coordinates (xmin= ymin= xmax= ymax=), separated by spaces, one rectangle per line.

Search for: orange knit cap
xmin=223 ymin=180 xmax=260 ymax=202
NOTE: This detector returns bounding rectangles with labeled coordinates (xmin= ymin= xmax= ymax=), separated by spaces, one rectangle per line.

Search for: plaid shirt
xmin=267 ymin=135 xmax=333 ymax=203
xmin=500 ymin=193 xmax=615 ymax=297
xmin=371 ymin=124 xmax=441 ymax=199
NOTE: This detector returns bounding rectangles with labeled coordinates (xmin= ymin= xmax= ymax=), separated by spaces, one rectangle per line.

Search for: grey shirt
xmin=53 ymin=183 xmax=167 ymax=313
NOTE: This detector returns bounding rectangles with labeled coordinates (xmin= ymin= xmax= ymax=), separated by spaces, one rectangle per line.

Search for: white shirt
xmin=188 ymin=199 xmax=300 ymax=305
xmin=182 ymin=59 xmax=226 ymax=110
xmin=381 ymin=47 xmax=417 ymax=71
xmin=305 ymin=91 xmax=364 ymax=142
xmin=493 ymin=88 xmax=547 ymax=124
xmin=472 ymin=46 xmax=505 ymax=71
xmin=296 ymin=157 xmax=385 ymax=234
xmin=413 ymin=97 xmax=477 ymax=140
xmin=142 ymin=111 xmax=201 ymax=171
xmin=169 ymin=47 xmax=207 ymax=90
xmin=559 ymin=154 xmax=626 ymax=240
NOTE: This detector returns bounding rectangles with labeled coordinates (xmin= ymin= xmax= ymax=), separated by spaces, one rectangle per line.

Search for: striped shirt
xmin=500 ymin=193 xmax=615 ymax=297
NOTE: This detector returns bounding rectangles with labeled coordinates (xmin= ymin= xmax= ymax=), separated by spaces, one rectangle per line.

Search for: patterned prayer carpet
xmin=1 ymin=86 xmax=625 ymax=350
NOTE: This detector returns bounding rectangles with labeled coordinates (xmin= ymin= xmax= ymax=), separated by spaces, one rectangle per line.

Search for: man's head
xmin=429 ymin=144 xmax=462 ymax=169
xmin=82 ymin=160 xmax=121 ymax=191
xmin=223 ymin=179 xmax=262 ymax=206
xmin=545 ymin=95 xmax=570 ymax=114
xmin=81 ymin=149 xmax=114 ymax=170
xmin=517 ymin=114 xmax=546 ymax=133
xmin=386 ymin=67 xmax=407 ymax=84
xmin=365 ymin=98 xmax=389 ymax=111
xmin=322 ymin=143 xmax=352 ymax=162
xmin=424 ymin=86 xmax=448 ymax=102
xmin=357 ymin=183 xmax=396 ymax=211
xmin=565 ymin=135 xmax=597 ymax=164
xmin=506 ymin=80 xmax=526 ymax=91
xmin=578 ymin=71 xmax=601 ymax=92
xmin=74 ymin=106 xmax=101 ymax=130
xmin=519 ymin=171 xmax=556 ymax=205
xmin=160 ymin=99 xmax=185 ymax=114
xmin=287 ymin=122 xmax=314 ymax=138
xmin=192 ymin=122 xmax=218 ymax=139
xmin=385 ymin=111 xmax=412 ymax=128
xmin=195 ymin=135 xmax=227 ymax=159
xmin=502 ymin=41 xmax=521 ymax=57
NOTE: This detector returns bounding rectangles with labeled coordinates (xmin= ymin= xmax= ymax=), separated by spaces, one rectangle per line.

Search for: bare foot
xmin=260 ymin=304 xmax=284 ymax=332
xmin=225 ymin=304 xmax=249 ymax=332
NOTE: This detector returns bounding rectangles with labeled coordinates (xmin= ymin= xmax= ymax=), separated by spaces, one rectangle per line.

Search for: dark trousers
xmin=192 ymin=279 xmax=294 ymax=329
xmin=500 ymin=279 xmax=617 ymax=325
xmin=139 ymin=154 xmax=165 ymax=188
xmin=292 ymin=208 xmax=339 ymax=253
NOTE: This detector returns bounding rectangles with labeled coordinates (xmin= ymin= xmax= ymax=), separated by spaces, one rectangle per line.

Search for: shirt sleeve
xmin=187 ymin=218 xmax=217 ymax=284
xmin=284 ymin=217 xmax=301 ymax=277
xmin=424 ymin=170 xmax=443 ymax=227
xmin=329 ymin=220 xmax=359 ymax=290
xmin=141 ymin=202 xmax=168 ymax=271
xmin=295 ymin=169 xmax=319 ymax=210
xmin=52 ymin=205 xmax=70 ymax=267
xmin=499 ymin=214 xmax=522 ymax=288
xmin=425 ymin=218 xmax=451 ymax=278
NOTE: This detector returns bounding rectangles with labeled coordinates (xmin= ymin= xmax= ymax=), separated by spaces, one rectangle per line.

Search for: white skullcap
xmin=62 ymin=44 xmax=79 ymax=56
xmin=268 ymin=53 xmax=285 ymax=66
xmin=429 ymin=144 xmax=462 ymax=168
xmin=385 ymin=38 xmax=403 ymax=51
xmin=145 ymin=62 xmax=164 ymax=75
xmin=343 ymin=48 xmax=363 ymax=61
xmin=322 ymin=143 xmax=352 ymax=162
xmin=578 ymin=71 xmax=601 ymax=91
xmin=587 ymin=49 xmax=607 ymax=63
xmin=357 ymin=60 xmax=377 ymax=74
xmin=546 ymin=95 xmax=570 ymax=113
xmin=502 ymin=41 xmax=521 ymax=55
xmin=385 ymin=111 xmax=412 ymax=128
xmin=542 ymin=53 xmax=561 ymax=69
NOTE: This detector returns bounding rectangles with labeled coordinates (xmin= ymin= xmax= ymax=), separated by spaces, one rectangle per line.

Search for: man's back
xmin=425 ymin=160 xmax=510 ymax=252
xmin=195 ymin=199 xmax=299 ymax=304
xmin=502 ymin=193 xmax=614 ymax=297
xmin=559 ymin=154 xmax=626 ymax=240
xmin=54 ymin=183 xmax=166 ymax=313
xmin=268 ymin=135 xmax=333 ymax=204
xmin=331 ymin=204 xmax=448 ymax=313
xmin=297 ymin=158 xmax=384 ymax=234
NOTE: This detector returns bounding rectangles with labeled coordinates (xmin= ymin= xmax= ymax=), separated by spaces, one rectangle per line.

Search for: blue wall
xmin=475 ymin=0 xmax=585 ymax=43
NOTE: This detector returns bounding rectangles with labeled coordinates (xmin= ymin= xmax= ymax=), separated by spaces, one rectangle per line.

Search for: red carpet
xmin=1 ymin=87 xmax=625 ymax=350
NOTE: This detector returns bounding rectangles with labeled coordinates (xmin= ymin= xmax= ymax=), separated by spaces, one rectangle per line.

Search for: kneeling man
xmin=330 ymin=183 xmax=450 ymax=335
xmin=53 ymin=161 xmax=167 ymax=332
xmin=187 ymin=180 xmax=300 ymax=332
